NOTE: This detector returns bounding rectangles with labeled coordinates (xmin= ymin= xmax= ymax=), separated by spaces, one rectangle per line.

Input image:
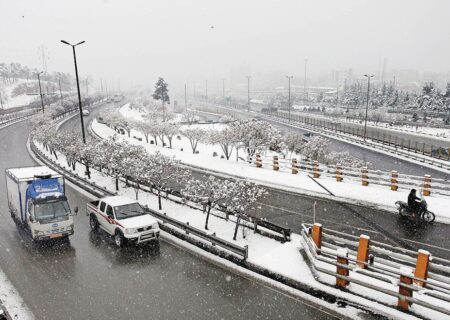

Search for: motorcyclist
xmin=408 ymin=189 xmax=422 ymax=217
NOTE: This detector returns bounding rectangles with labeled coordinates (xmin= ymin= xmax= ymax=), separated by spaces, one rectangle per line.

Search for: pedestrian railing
xmin=301 ymin=223 xmax=450 ymax=317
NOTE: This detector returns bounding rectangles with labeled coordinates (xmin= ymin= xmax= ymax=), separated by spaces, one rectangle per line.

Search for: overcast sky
xmin=1 ymin=0 xmax=449 ymax=90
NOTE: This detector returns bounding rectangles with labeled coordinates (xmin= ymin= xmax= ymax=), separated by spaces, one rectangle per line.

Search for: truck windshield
xmin=114 ymin=203 xmax=145 ymax=220
xmin=34 ymin=200 xmax=70 ymax=222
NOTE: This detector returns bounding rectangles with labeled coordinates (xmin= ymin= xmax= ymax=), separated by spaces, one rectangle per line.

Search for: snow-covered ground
xmin=0 ymin=268 xmax=34 ymax=319
xmin=32 ymin=137 xmax=449 ymax=320
xmin=0 ymin=79 xmax=39 ymax=109
xmin=91 ymin=117 xmax=450 ymax=224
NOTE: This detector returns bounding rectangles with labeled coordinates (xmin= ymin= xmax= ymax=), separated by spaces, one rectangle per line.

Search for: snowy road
xmin=0 ymin=108 xmax=342 ymax=319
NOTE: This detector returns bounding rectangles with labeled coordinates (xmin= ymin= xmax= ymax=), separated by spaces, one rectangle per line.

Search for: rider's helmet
xmin=411 ymin=188 xmax=416 ymax=193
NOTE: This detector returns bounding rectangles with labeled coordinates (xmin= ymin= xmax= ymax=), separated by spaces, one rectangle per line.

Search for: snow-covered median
xmin=91 ymin=118 xmax=450 ymax=224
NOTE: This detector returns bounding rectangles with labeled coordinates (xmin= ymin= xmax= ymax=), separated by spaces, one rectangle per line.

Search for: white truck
xmin=5 ymin=166 xmax=77 ymax=241
xmin=86 ymin=196 xmax=160 ymax=247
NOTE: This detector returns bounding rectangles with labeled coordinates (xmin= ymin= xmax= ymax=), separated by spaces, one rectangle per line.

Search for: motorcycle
xmin=395 ymin=194 xmax=435 ymax=223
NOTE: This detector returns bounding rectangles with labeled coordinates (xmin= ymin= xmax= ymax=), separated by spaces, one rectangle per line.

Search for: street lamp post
xmin=303 ymin=58 xmax=308 ymax=101
xmin=205 ymin=80 xmax=208 ymax=100
xmin=246 ymin=76 xmax=251 ymax=112
xmin=286 ymin=76 xmax=293 ymax=122
xmin=184 ymin=83 xmax=187 ymax=112
xmin=61 ymin=39 xmax=90 ymax=178
xmin=363 ymin=74 xmax=374 ymax=142
xmin=37 ymin=71 xmax=44 ymax=113
xmin=221 ymin=78 xmax=225 ymax=100
xmin=61 ymin=40 xmax=86 ymax=143
xmin=58 ymin=78 xmax=64 ymax=108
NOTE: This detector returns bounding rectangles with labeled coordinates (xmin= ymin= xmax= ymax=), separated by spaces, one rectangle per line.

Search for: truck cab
xmin=5 ymin=166 xmax=76 ymax=241
xmin=87 ymin=196 xmax=159 ymax=247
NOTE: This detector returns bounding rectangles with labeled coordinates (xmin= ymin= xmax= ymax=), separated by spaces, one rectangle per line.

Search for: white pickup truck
xmin=86 ymin=196 xmax=160 ymax=247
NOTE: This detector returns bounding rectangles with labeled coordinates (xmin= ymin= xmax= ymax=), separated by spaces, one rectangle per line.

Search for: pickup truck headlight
xmin=34 ymin=231 xmax=44 ymax=236
xmin=67 ymin=225 xmax=74 ymax=231
xmin=125 ymin=228 xmax=137 ymax=235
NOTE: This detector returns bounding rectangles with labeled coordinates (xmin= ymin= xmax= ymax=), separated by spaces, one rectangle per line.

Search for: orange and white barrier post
xmin=336 ymin=164 xmax=343 ymax=182
xmin=292 ymin=158 xmax=298 ymax=174
xmin=256 ymin=153 xmax=262 ymax=168
xmin=336 ymin=248 xmax=350 ymax=288
xmin=398 ymin=267 xmax=413 ymax=311
xmin=273 ymin=155 xmax=279 ymax=171
xmin=356 ymin=235 xmax=370 ymax=269
xmin=313 ymin=160 xmax=320 ymax=178
xmin=311 ymin=223 xmax=322 ymax=255
xmin=423 ymin=175 xmax=431 ymax=196
xmin=391 ymin=170 xmax=398 ymax=191
xmin=414 ymin=250 xmax=430 ymax=287
xmin=361 ymin=167 xmax=369 ymax=186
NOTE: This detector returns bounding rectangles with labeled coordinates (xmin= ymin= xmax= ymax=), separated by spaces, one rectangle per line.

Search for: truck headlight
xmin=67 ymin=225 xmax=74 ymax=231
xmin=34 ymin=231 xmax=44 ymax=236
xmin=125 ymin=228 xmax=137 ymax=235
xmin=152 ymin=223 xmax=159 ymax=229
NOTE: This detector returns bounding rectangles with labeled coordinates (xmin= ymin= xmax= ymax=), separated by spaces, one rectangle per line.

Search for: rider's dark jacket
xmin=408 ymin=192 xmax=421 ymax=212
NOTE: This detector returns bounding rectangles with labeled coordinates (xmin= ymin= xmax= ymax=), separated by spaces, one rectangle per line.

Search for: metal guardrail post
xmin=423 ymin=175 xmax=431 ymax=196
xmin=272 ymin=155 xmax=279 ymax=171
xmin=357 ymin=235 xmax=370 ymax=269
xmin=312 ymin=223 xmax=322 ymax=255
xmin=291 ymin=158 xmax=298 ymax=174
xmin=398 ymin=267 xmax=414 ymax=311
xmin=414 ymin=250 xmax=430 ymax=287
xmin=336 ymin=248 xmax=350 ymax=288
xmin=313 ymin=160 xmax=320 ymax=178
xmin=391 ymin=170 xmax=398 ymax=191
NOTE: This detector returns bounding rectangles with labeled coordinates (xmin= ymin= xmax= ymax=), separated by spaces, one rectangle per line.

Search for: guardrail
xmin=301 ymin=223 xmax=450 ymax=317
xmin=147 ymin=209 xmax=248 ymax=259
xmin=245 ymin=153 xmax=450 ymax=197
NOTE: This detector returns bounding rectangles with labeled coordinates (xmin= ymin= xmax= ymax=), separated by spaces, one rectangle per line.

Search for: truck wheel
xmin=89 ymin=214 xmax=99 ymax=232
xmin=114 ymin=230 xmax=126 ymax=248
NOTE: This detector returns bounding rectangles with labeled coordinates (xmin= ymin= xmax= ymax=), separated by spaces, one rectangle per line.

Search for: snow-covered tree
xmin=141 ymin=151 xmax=190 ymax=210
xmin=207 ymin=125 xmax=238 ymax=160
xmin=231 ymin=119 xmax=280 ymax=156
xmin=284 ymin=132 xmax=305 ymax=157
xmin=182 ymin=176 xmax=236 ymax=229
xmin=181 ymin=127 xmax=206 ymax=153
xmin=300 ymin=136 xmax=330 ymax=161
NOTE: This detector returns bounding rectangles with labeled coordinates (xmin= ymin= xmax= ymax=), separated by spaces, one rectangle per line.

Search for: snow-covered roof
xmin=101 ymin=195 xmax=137 ymax=207
xmin=7 ymin=166 xmax=61 ymax=181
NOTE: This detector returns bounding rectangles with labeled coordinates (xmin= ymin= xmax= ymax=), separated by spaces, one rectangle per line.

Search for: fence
xmin=301 ymin=223 xmax=450 ymax=317
xmin=265 ymin=110 xmax=450 ymax=161
xmin=245 ymin=153 xmax=450 ymax=197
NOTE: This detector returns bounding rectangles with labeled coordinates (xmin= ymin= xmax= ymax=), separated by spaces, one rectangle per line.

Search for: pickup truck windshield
xmin=114 ymin=203 xmax=145 ymax=220
xmin=35 ymin=200 xmax=70 ymax=222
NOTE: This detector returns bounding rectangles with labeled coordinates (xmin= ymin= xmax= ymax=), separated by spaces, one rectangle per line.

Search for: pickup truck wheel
xmin=89 ymin=214 xmax=99 ymax=232
xmin=114 ymin=231 xmax=126 ymax=248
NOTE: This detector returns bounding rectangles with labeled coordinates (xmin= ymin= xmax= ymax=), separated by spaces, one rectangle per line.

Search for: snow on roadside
xmin=0 ymin=268 xmax=34 ymax=319
xmin=91 ymin=118 xmax=450 ymax=224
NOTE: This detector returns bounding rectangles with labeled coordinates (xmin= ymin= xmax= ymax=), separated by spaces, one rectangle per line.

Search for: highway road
xmin=61 ymin=104 xmax=450 ymax=260
xmin=0 ymin=106 xmax=345 ymax=319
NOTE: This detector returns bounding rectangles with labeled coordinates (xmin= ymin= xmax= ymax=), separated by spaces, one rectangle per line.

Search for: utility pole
xmin=303 ymin=58 xmax=308 ymax=101
xmin=246 ymin=76 xmax=251 ymax=112
xmin=286 ymin=76 xmax=293 ymax=122
xmin=85 ymin=78 xmax=89 ymax=96
xmin=193 ymin=81 xmax=196 ymax=99
xmin=205 ymin=80 xmax=208 ymax=100
xmin=100 ymin=78 xmax=103 ymax=92
xmin=336 ymin=85 xmax=339 ymax=108
xmin=363 ymin=74 xmax=374 ymax=142
xmin=58 ymin=79 xmax=63 ymax=107
xmin=0 ymin=91 xmax=3 ymax=109
xmin=221 ymin=78 xmax=225 ymax=99
xmin=184 ymin=83 xmax=187 ymax=112
xmin=37 ymin=71 xmax=44 ymax=113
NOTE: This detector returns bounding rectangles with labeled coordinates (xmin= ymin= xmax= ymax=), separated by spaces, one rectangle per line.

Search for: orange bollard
xmin=414 ymin=250 xmax=430 ymax=287
xmin=423 ymin=175 xmax=431 ymax=196
xmin=256 ymin=153 xmax=262 ymax=168
xmin=273 ymin=155 xmax=279 ymax=171
xmin=391 ymin=170 xmax=398 ymax=191
xmin=398 ymin=267 xmax=413 ymax=311
xmin=361 ymin=167 xmax=369 ymax=186
xmin=336 ymin=248 xmax=350 ymax=287
xmin=311 ymin=223 xmax=322 ymax=254
xmin=336 ymin=164 xmax=343 ymax=182
xmin=313 ymin=160 xmax=320 ymax=178
xmin=292 ymin=158 xmax=298 ymax=174
xmin=356 ymin=235 xmax=370 ymax=269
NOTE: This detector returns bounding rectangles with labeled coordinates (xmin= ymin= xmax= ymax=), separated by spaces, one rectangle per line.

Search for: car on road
xmin=82 ymin=109 xmax=90 ymax=116
xmin=87 ymin=196 xmax=160 ymax=247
